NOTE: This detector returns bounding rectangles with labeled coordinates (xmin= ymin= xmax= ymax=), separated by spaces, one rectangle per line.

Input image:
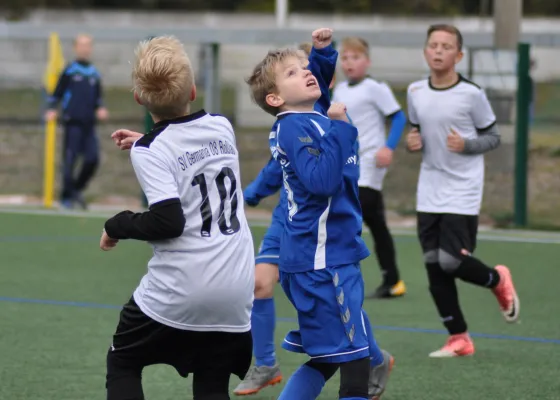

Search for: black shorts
xmin=106 ymin=297 xmax=252 ymax=380
xmin=417 ymin=212 xmax=479 ymax=257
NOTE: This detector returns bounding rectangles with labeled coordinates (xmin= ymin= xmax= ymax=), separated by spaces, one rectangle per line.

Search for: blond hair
xmin=298 ymin=42 xmax=312 ymax=57
xmin=340 ymin=37 xmax=370 ymax=57
xmin=246 ymin=47 xmax=302 ymax=116
xmin=132 ymin=36 xmax=194 ymax=120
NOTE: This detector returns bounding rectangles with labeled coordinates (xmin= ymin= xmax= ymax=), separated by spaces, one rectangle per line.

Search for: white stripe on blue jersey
xmin=270 ymin=111 xmax=370 ymax=273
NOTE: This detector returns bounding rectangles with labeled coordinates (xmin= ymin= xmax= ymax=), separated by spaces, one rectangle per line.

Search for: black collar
xmin=151 ymin=109 xmax=207 ymax=132
xmin=347 ymin=75 xmax=371 ymax=87
xmin=75 ymin=59 xmax=91 ymax=67
xmin=428 ymin=73 xmax=463 ymax=91
xmin=136 ymin=109 xmax=208 ymax=149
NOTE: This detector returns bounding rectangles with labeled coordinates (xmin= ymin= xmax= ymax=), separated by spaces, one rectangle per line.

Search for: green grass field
xmin=0 ymin=210 xmax=559 ymax=400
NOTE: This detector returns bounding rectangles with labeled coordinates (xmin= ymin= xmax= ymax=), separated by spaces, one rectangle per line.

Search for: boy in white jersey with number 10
xmin=333 ymin=37 xmax=407 ymax=299
xmin=100 ymin=36 xmax=254 ymax=399
xmin=406 ymin=24 xmax=520 ymax=358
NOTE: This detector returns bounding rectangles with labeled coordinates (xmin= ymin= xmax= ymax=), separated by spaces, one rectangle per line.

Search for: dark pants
xmin=358 ymin=187 xmax=400 ymax=286
xmin=61 ymin=123 xmax=99 ymax=201
xmin=106 ymin=298 xmax=252 ymax=400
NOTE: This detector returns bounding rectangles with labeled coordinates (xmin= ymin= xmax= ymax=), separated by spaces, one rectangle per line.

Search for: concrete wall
xmin=2 ymin=10 xmax=559 ymax=127
xmin=3 ymin=10 xmax=560 ymax=87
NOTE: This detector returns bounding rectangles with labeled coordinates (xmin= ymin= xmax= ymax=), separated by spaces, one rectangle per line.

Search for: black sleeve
xmin=104 ymin=198 xmax=185 ymax=241
xmin=95 ymin=76 xmax=104 ymax=109
xmin=47 ymin=68 xmax=71 ymax=109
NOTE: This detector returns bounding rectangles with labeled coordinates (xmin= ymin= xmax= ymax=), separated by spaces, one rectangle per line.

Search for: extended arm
xmin=244 ymin=157 xmax=284 ymax=206
xmin=105 ymin=199 xmax=185 ymax=241
xmin=308 ymin=44 xmax=338 ymax=114
xmin=104 ymin=146 xmax=185 ymax=241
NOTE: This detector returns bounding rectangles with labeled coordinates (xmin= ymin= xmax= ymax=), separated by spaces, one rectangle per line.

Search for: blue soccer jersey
xmin=244 ymin=156 xmax=285 ymax=242
xmin=244 ymin=44 xmax=340 ymax=248
xmin=244 ymin=156 xmax=284 ymax=264
xmin=270 ymin=110 xmax=370 ymax=272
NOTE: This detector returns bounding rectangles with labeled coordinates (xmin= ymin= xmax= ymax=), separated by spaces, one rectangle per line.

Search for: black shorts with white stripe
xmin=106 ymin=297 xmax=252 ymax=400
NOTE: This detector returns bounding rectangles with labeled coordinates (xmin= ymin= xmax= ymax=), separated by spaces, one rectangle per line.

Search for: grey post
xmin=203 ymin=42 xmax=221 ymax=114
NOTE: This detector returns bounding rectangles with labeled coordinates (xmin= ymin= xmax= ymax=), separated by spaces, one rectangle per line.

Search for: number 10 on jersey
xmin=191 ymin=167 xmax=240 ymax=237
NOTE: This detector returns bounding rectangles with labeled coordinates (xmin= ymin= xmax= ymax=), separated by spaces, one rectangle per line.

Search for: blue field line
xmin=0 ymin=232 xmax=557 ymax=245
xmin=1 ymin=296 xmax=558 ymax=345
xmin=278 ymin=318 xmax=559 ymax=344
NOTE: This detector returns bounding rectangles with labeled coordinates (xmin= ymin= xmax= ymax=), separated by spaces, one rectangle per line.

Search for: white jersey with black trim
xmin=333 ymin=77 xmax=401 ymax=191
xmin=130 ymin=110 xmax=254 ymax=332
xmin=407 ymin=76 xmax=497 ymax=215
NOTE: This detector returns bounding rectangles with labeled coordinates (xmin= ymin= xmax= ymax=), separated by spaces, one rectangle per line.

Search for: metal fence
xmin=1 ymin=23 xmax=560 ymax=228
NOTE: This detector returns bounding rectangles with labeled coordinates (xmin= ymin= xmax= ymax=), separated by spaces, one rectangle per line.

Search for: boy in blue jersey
xmin=246 ymin=28 xmax=394 ymax=400
xmin=45 ymin=34 xmax=108 ymax=210
xmin=234 ymin=39 xmax=337 ymax=396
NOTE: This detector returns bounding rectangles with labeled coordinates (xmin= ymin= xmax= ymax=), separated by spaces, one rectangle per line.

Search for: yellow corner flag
xmin=42 ymin=32 xmax=65 ymax=208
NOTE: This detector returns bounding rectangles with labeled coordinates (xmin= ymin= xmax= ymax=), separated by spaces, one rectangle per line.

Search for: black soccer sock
xmin=339 ymin=357 xmax=370 ymax=400
xmin=455 ymin=256 xmax=500 ymax=289
xmin=426 ymin=263 xmax=467 ymax=335
xmin=192 ymin=369 xmax=230 ymax=400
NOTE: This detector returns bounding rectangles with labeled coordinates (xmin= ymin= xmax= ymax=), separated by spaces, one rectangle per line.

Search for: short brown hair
xmin=340 ymin=37 xmax=369 ymax=57
xmin=427 ymin=24 xmax=463 ymax=51
xmin=246 ymin=48 xmax=302 ymax=116
xmin=298 ymin=42 xmax=312 ymax=57
xmin=132 ymin=35 xmax=194 ymax=120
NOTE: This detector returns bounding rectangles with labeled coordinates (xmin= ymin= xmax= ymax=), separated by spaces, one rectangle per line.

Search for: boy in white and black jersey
xmin=100 ymin=36 xmax=254 ymax=399
xmin=333 ymin=37 xmax=408 ymax=299
xmin=406 ymin=24 xmax=520 ymax=358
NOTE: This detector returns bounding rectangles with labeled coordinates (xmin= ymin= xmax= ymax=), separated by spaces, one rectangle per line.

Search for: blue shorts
xmin=279 ymin=263 xmax=369 ymax=363
xmin=255 ymin=233 xmax=280 ymax=265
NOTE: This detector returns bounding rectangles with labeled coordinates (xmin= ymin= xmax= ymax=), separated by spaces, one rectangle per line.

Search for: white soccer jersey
xmin=407 ymin=76 xmax=497 ymax=215
xmin=130 ymin=110 xmax=255 ymax=333
xmin=333 ymin=77 xmax=401 ymax=190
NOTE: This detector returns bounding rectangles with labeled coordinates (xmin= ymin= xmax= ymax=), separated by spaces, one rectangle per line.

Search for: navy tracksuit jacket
xmin=48 ymin=60 xmax=103 ymax=201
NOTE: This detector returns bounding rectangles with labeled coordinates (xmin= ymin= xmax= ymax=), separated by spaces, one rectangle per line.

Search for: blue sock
xmin=278 ymin=364 xmax=326 ymax=400
xmin=251 ymin=298 xmax=276 ymax=367
xmin=362 ymin=310 xmax=384 ymax=367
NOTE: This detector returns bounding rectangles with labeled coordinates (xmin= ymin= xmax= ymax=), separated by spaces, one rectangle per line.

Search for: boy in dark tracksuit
xmin=45 ymin=34 xmax=108 ymax=209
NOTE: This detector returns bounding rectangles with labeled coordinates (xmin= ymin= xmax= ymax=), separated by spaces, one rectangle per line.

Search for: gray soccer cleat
xmin=233 ymin=364 xmax=283 ymax=396
xmin=368 ymin=349 xmax=395 ymax=400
